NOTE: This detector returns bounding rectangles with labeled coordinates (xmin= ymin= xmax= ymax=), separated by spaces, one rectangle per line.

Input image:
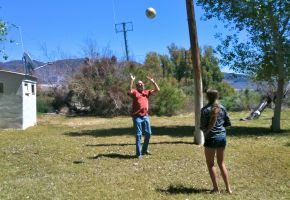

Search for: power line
xmin=111 ymin=0 xmax=117 ymax=25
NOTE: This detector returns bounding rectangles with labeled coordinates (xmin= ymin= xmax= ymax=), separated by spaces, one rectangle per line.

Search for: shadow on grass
xmin=228 ymin=126 xmax=290 ymax=137
xmin=228 ymin=126 xmax=271 ymax=136
xmin=156 ymin=184 xmax=211 ymax=194
xmin=87 ymin=153 xmax=136 ymax=159
xmin=85 ymin=141 xmax=193 ymax=147
xmin=64 ymin=125 xmax=288 ymax=138
xmin=65 ymin=126 xmax=194 ymax=138
xmin=73 ymin=160 xmax=85 ymax=164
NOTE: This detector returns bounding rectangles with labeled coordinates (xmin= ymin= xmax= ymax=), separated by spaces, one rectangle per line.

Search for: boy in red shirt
xmin=128 ymin=74 xmax=160 ymax=158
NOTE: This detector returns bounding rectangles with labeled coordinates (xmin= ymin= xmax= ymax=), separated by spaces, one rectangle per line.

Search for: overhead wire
xmin=111 ymin=0 xmax=128 ymax=62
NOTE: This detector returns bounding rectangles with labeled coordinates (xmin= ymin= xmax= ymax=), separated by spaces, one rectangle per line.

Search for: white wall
xmin=22 ymin=80 xmax=37 ymax=129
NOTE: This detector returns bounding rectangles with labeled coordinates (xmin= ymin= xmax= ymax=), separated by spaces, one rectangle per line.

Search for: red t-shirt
xmin=128 ymin=89 xmax=153 ymax=116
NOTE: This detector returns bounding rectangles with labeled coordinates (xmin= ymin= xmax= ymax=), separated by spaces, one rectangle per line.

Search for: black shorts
xmin=204 ymin=136 xmax=227 ymax=148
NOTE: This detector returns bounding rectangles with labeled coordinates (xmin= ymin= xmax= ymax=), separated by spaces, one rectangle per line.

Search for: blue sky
xmin=1 ymin=0 xmax=232 ymax=72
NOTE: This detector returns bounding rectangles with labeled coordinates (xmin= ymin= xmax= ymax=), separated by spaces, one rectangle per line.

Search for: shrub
xmin=179 ymin=78 xmax=195 ymax=96
xmin=220 ymin=95 xmax=240 ymax=111
xmin=151 ymin=78 xmax=186 ymax=116
xmin=238 ymin=89 xmax=261 ymax=110
xmin=37 ymin=95 xmax=54 ymax=113
xmin=220 ymin=89 xmax=262 ymax=112
xmin=68 ymin=57 xmax=130 ymax=116
xmin=50 ymin=86 xmax=70 ymax=111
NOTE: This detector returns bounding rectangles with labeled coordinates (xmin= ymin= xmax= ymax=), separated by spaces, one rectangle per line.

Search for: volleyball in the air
xmin=146 ymin=7 xmax=156 ymax=19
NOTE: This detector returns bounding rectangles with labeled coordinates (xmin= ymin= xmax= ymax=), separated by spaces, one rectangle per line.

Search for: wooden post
xmin=185 ymin=0 xmax=204 ymax=145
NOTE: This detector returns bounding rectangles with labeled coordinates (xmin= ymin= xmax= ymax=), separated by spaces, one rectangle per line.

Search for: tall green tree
xmin=159 ymin=54 xmax=174 ymax=78
xmin=144 ymin=52 xmax=162 ymax=78
xmin=197 ymin=0 xmax=290 ymax=131
xmin=200 ymin=46 xmax=224 ymax=92
xmin=167 ymin=43 xmax=193 ymax=81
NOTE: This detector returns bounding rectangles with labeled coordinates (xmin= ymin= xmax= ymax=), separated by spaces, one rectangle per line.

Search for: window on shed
xmin=0 ymin=82 xmax=3 ymax=93
xmin=31 ymin=84 xmax=35 ymax=95
xmin=24 ymin=82 xmax=30 ymax=95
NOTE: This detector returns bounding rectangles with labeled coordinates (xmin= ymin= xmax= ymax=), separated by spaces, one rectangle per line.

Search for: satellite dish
xmin=22 ymin=52 xmax=36 ymax=75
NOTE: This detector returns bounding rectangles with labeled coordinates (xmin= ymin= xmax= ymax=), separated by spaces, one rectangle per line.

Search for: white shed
xmin=0 ymin=70 xmax=37 ymax=129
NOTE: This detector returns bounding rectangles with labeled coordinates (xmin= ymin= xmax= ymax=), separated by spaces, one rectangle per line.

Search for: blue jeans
xmin=132 ymin=115 xmax=152 ymax=156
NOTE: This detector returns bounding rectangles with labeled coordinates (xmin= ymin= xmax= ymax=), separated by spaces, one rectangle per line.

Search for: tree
xmin=143 ymin=52 xmax=162 ymax=78
xmin=197 ymin=0 xmax=290 ymax=131
xmin=167 ymin=43 xmax=193 ymax=81
xmin=200 ymin=46 xmax=224 ymax=92
xmin=159 ymin=54 xmax=174 ymax=78
xmin=0 ymin=19 xmax=9 ymax=60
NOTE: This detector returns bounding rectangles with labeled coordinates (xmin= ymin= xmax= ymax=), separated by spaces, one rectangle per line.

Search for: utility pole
xmin=185 ymin=0 xmax=204 ymax=145
xmin=115 ymin=22 xmax=133 ymax=61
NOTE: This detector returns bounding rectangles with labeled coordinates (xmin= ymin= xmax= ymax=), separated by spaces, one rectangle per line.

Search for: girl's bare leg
xmin=204 ymin=147 xmax=219 ymax=192
xmin=216 ymin=148 xmax=232 ymax=193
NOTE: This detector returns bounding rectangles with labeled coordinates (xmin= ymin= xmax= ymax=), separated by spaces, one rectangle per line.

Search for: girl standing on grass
xmin=200 ymin=89 xmax=233 ymax=194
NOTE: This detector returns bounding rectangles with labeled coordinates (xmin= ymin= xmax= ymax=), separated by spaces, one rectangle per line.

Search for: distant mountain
xmin=223 ymin=73 xmax=257 ymax=90
xmin=0 ymin=60 xmax=24 ymax=72
xmin=0 ymin=59 xmax=256 ymax=89
xmin=34 ymin=59 xmax=84 ymax=84
xmin=0 ymin=58 xmax=84 ymax=84
xmin=0 ymin=60 xmax=47 ymax=73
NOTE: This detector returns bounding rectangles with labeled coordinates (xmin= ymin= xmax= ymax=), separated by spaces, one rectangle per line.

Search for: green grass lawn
xmin=0 ymin=110 xmax=289 ymax=200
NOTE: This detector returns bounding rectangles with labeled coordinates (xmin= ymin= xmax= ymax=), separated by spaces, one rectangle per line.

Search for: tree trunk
xmin=271 ymin=23 xmax=285 ymax=132
xmin=185 ymin=0 xmax=204 ymax=145
xmin=272 ymin=78 xmax=284 ymax=132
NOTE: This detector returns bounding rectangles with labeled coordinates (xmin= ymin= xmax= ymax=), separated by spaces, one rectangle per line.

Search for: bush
xmin=221 ymin=95 xmax=242 ymax=111
xmin=179 ymin=78 xmax=195 ymax=96
xmin=37 ymin=95 xmax=54 ymax=113
xmin=238 ymin=89 xmax=261 ymax=110
xmin=151 ymin=78 xmax=186 ymax=116
xmin=68 ymin=57 xmax=130 ymax=116
xmin=50 ymin=86 xmax=70 ymax=111
xmin=220 ymin=89 xmax=262 ymax=112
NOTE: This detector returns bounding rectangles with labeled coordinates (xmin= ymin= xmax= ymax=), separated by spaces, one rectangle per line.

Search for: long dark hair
xmin=206 ymin=89 xmax=219 ymax=106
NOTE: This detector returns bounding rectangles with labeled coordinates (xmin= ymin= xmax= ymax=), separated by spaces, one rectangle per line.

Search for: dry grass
xmin=0 ymin=110 xmax=289 ymax=200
